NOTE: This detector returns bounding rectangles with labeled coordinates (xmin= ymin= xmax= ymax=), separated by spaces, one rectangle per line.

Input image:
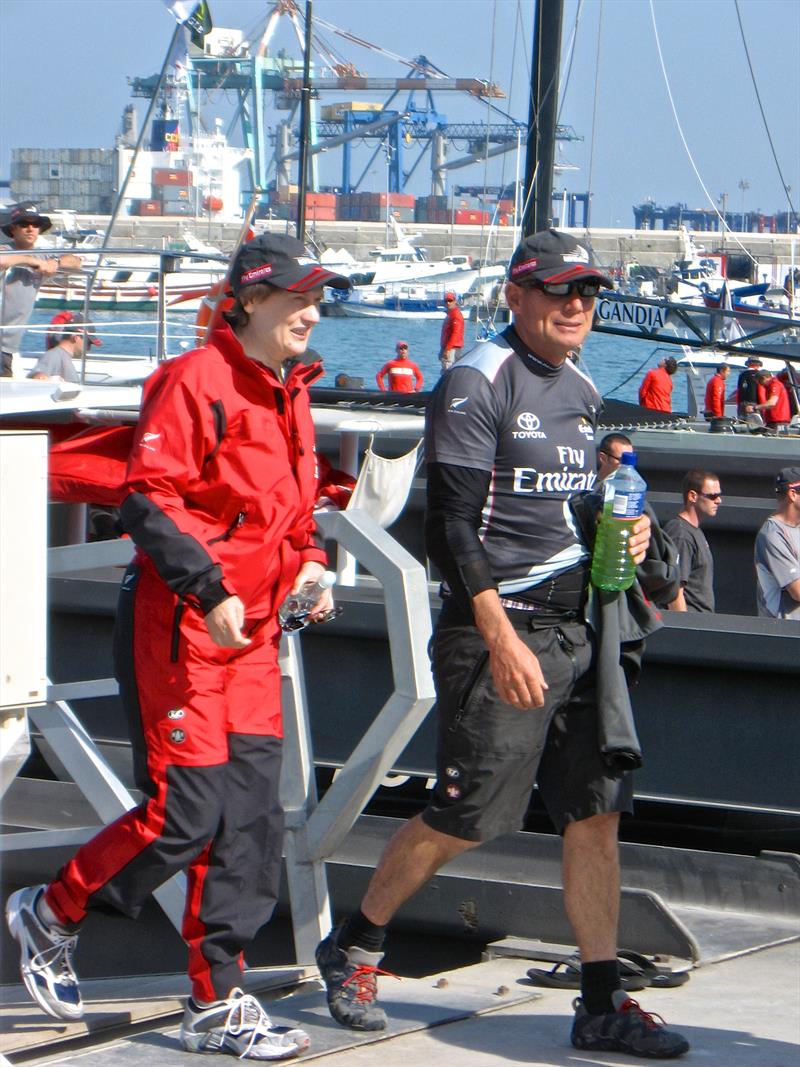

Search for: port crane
xmin=130 ymin=1 xmax=582 ymax=204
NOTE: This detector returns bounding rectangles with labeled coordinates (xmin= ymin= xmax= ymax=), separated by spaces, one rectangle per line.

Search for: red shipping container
xmin=306 ymin=192 xmax=336 ymax=207
xmin=152 ymin=168 xmax=192 ymax=187
xmin=133 ymin=199 xmax=162 ymax=216
xmin=306 ymin=205 xmax=337 ymax=221
xmin=454 ymin=209 xmax=490 ymax=225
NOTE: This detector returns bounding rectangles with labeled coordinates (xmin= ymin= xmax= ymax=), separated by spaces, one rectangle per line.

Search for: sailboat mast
xmin=296 ymin=0 xmax=314 ymax=238
xmin=522 ymin=0 xmax=564 ymax=235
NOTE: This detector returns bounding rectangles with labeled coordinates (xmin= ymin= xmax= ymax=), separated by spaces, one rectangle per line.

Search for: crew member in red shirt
xmin=376 ymin=340 xmax=424 ymax=392
xmin=439 ymin=292 xmax=465 ymax=371
xmin=639 ymin=356 xmax=678 ymax=412
xmin=703 ymin=363 xmax=730 ymax=419
xmin=755 ymin=369 xmax=791 ymax=431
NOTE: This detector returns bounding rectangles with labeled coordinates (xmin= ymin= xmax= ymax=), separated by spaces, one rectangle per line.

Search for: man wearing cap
xmin=28 ymin=315 xmax=101 ymax=383
xmin=438 ymin=290 xmax=464 ymax=371
xmin=736 ymin=355 xmax=764 ymax=416
xmin=376 ymin=340 xmax=424 ymax=392
xmin=755 ymin=468 xmax=800 ymax=620
xmin=316 ymin=230 xmax=688 ymax=1059
xmin=638 ymin=356 xmax=678 ymax=412
xmin=0 ymin=204 xmax=81 ymax=377
xmin=6 ymin=235 xmax=351 ymax=1060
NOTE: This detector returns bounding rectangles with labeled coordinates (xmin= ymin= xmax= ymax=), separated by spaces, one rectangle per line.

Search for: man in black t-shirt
xmin=736 ymin=355 xmax=763 ymax=416
xmin=664 ymin=470 xmax=722 ymax=612
xmin=316 ymin=231 xmax=689 ymax=1060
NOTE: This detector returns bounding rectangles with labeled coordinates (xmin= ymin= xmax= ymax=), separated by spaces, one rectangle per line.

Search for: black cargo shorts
xmin=422 ymin=608 xmax=634 ymax=842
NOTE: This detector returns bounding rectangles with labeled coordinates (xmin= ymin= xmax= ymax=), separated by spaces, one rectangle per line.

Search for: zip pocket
xmin=448 ymin=651 xmax=489 ymax=733
xmin=208 ymin=510 xmax=246 ymax=545
xmin=170 ymin=598 xmax=186 ymax=663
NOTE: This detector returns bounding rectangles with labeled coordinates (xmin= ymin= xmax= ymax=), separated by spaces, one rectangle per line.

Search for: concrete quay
xmin=52 ymin=215 xmax=799 ymax=273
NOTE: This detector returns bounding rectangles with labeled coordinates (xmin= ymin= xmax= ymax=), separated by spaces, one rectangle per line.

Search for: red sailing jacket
xmin=763 ymin=377 xmax=791 ymax=425
xmin=639 ymin=367 xmax=673 ymax=412
xmin=440 ymin=305 xmax=465 ymax=351
xmin=704 ymin=372 xmax=727 ymax=418
xmin=119 ymin=322 xmax=327 ymax=619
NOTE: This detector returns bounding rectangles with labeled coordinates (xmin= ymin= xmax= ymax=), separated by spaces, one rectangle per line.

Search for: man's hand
xmin=489 ymin=628 xmax=549 ymax=708
xmin=473 ymin=589 xmax=549 ymax=709
xmin=628 ymin=511 xmax=652 ymax=565
xmin=204 ymin=595 xmax=251 ymax=648
xmin=57 ymin=254 xmax=82 ymax=272
xmin=35 ymin=258 xmax=59 ymax=277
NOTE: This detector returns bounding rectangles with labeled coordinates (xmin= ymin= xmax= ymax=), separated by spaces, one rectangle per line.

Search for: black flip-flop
xmin=616 ymin=950 xmax=690 ymax=988
xmin=526 ymin=954 xmax=649 ymax=991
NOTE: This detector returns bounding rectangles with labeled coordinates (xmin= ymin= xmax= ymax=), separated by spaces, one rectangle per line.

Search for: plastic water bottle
xmin=591 ymin=453 xmax=647 ymax=592
xmin=278 ymin=571 xmax=336 ymax=631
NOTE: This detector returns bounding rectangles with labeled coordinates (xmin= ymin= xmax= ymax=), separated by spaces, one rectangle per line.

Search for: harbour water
xmin=23 ymin=308 xmax=663 ymax=405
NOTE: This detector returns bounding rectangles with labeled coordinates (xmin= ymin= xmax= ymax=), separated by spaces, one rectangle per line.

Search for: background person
xmin=315 ymin=229 xmax=688 ymax=1061
xmin=755 ymin=467 xmax=800 ymax=621
xmin=375 ymin=340 xmax=424 ymax=392
xmin=438 ymin=291 xmax=464 ymax=371
xmin=6 ymin=234 xmax=350 ymax=1060
xmin=664 ymin=470 xmax=722 ymax=612
xmin=703 ymin=363 xmax=730 ymax=419
xmin=754 ymin=369 xmax=791 ymax=432
xmin=638 ymin=356 xmax=678 ymax=412
xmin=736 ymin=355 xmax=764 ymax=416
xmin=0 ymin=203 xmax=81 ymax=377
xmin=28 ymin=314 xmax=101 ymax=382
xmin=596 ymin=433 xmax=686 ymax=611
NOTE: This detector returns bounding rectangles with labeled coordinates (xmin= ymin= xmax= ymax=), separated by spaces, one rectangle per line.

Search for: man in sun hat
xmin=439 ymin=290 xmax=465 ymax=371
xmin=754 ymin=467 xmax=800 ymax=620
xmin=316 ymin=229 xmax=689 ymax=1059
xmin=0 ymin=203 xmax=82 ymax=377
xmin=6 ymin=235 xmax=350 ymax=1059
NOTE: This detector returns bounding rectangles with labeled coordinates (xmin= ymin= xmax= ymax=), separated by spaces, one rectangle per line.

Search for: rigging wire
xmin=648 ymin=0 xmax=757 ymax=266
xmin=584 ymin=0 xmax=602 ymax=248
xmin=733 ymin=0 xmax=798 ymax=227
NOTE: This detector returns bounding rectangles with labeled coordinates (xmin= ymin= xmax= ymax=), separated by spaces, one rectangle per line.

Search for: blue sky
xmin=1 ymin=0 xmax=798 ymax=226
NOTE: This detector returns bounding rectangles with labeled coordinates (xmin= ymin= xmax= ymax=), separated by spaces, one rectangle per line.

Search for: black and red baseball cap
xmin=229 ymin=234 xmax=351 ymax=295
xmin=507 ymin=229 xmax=613 ymax=288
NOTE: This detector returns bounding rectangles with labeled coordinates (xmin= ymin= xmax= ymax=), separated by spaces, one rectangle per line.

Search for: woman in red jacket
xmin=6 ymin=236 xmax=350 ymax=1060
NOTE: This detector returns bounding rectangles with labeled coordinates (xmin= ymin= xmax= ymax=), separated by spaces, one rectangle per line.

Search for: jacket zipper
xmin=170 ymin=599 xmax=185 ymax=663
xmin=208 ymin=510 xmax=246 ymax=545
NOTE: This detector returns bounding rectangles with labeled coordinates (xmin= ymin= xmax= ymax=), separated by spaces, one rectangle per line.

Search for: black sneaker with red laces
xmin=571 ymin=990 xmax=690 ymax=1059
xmin=315 ymin=929 xmax=394 ymax=1031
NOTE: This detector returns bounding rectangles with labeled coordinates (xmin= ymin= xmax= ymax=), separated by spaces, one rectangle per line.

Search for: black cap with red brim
xmin=229 ymin=234 xmax=351 ymax=295
xmin=507 ymin=229 xmax=614 ymax=289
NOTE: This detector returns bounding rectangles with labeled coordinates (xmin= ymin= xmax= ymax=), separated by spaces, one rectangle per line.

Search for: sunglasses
xmin=397 ymin=345 xmax=408 ymax=350
xmin=698 ymin=492 xmax=722 ymax=500
xmin=527 ymin=278 xmax=603 ymax=299
xmin=16 ymin=220 xmax=42 ymax=228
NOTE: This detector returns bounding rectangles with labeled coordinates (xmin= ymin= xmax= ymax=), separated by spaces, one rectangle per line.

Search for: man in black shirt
xmin=316 ymin=231 xmax=689 ymax=1060
xmin=664 ymin=471 xmax=721 ymax=612
xmin=736 ymin=355 xmax=763 ymax=416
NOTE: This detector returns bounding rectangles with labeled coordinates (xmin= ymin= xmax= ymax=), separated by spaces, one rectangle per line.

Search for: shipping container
xmin=159 ymin=184 xmax=192 ymax=202
xmin=152 ymin=168 xmax=192 ymax=187
xmin=454 ymin=209 xmax=490 ymax=225
xmin=131 ymin=199 xmax=163 ymax=217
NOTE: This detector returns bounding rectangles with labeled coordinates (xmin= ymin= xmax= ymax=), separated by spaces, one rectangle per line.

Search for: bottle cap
xmin=620 ymin=451 xmax=638 ymax=466
xmin=318 ymin=570 xmax=336 ymax=589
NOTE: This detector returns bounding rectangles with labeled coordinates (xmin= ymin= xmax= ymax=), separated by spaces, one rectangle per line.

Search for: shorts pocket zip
xmin=449 ymin=651 xmax=489 ymax=733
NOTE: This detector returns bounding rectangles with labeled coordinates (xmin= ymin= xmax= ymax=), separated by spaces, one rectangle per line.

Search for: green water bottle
xmin=591 ymin=452 xmax=647 ymax=592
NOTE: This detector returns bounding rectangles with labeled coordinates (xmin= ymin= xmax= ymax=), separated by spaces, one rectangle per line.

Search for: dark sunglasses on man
xmin=528 ymin=278 xmax=604 ymax=299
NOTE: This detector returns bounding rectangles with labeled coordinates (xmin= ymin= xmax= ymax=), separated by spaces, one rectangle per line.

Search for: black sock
xmin=340 ymin=910 xmax=386 ymax=954
xmin=580 ymin=959 xmax=621 ymax=1015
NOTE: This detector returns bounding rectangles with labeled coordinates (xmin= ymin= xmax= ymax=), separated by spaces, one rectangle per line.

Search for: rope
xmin=734 ymin=0 xmax=798 ymax=227
xmin=648 ymin=0 xmax=757 ymax=266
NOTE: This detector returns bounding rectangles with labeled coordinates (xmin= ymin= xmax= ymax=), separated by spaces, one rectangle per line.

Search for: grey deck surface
xmin=5 ymin=942 xmax=799 ymax=1066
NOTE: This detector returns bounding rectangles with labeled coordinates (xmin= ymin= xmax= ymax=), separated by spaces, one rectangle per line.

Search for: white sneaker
xmin=5 ymin=884 xmax=83 ymax=1021
xmin=180 ymin=987 xmax=310 ymax=1060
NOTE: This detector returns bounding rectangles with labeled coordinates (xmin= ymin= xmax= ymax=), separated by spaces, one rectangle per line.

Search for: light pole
xmin=738 ymin=179 xmax=750 ymax=232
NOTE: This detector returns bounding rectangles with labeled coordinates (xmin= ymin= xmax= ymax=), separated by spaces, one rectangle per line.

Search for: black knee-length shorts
xmin=422 ymin=610 xmax=634 ymax=842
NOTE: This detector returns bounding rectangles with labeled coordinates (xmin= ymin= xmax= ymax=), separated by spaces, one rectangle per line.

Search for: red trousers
xmin=46 ymin=563 xmax=286 ymax=1001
